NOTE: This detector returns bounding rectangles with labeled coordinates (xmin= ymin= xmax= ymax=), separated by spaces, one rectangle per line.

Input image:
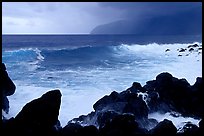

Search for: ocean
xmin=2 ymin=34 xmax=202 ymax=128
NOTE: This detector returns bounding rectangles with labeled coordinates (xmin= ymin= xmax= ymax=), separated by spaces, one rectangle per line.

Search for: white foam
xmin=5 ymin=42 xmax=202 ymax=128
xmin=117 ymin=42 xmax=202 ymax=85
xmin=148 ymin=112 xmax=201 ymax=130
xmin=34 ymin=48 xmax=45 ymax=61
xmin=7 ymin=83 xmax=113 ymax=127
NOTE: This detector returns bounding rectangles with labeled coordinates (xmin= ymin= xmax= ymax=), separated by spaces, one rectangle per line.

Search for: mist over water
xmin=2 ymin=35 xmax=202 ymax=127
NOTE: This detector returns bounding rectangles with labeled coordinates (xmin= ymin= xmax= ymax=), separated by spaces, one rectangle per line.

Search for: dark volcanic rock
xmin=93 ymin=91 xmax=120 ymax=111
xmin=143 ymin=72 xmax=203 ymax=117
xmin=93 ymin=89 xmax=148 ymax=119
xmin=189 ymin=47 xmax=195 ymax=52
xmin=122 ymin=94 xmax=148 ymax=119
xmin=2 ymin=96 xmax=9 ymax=115
xmin=61 ymin=123 xmax=83 ymax=136
xmin=0 ymin=63 xmax=16 ymax=96
xmin=2 ymin=117 xmax=16 ymax=134
xmin=1 ymin=63 xmax=16 ymax=114
xmin=187 ymin=44 xmax=199 ymax=48
xmin=13 ymin=90 xmax=62 ymax=135
xmin=99 ymin=113 xmax=148 ymax=136
xmin=165 ymin=48 xmax=170 ymax=52
xmin=179 ymin=122 xmax=199 ymax=135
xmin=81 ymin=125 xmax=99 ymax=136
xmin=189 ymin=77 xmax=203 ymax=117
xmin=198 ymin=119 xmax=204 ymax=134
xmin=69 ymin=111 xmax=97 ymax=126
xmin=126 ymin=82 xmax=145 ymax=93
xmin=149 ymin=119 xmax=177 ymax=135
xmin=199 ymin=119 xmax=203 ymax=129
xmin=97 ymin=110 xmax=119 ymax=129
xmin=179 ymin=48 xmax=186 ymax=52
xmin=61 ymin=123 xmax=99 ymax=136
xmin=138 ymin=118 xmax=158 ymax=131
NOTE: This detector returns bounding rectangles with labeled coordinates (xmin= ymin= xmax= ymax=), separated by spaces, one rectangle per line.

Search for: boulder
xmin=14 ymin=90 xmax=62 ymax=135
xmin=198 ymin=119 xmax=203 ymax=134
xmin=97 ymin=110 xmax=119 ymax=129
xmin=126 ymin=82 xmax=145 ymax=93
xmin=138 ymin=118 xmax=158 ymax=131
xmin=179 ymin=122 xmax=199 ymax=135
xmin=61 ymin=123 xmax=83 ymax=136
xmin=69 ymin=111 xmax=97 ymax=126
xmin=187 ymin=44 xmax=199 ymax=48
xmin=188 ymin=77 xmax=204 ymax=117
xmin=144 ymin=72 xmax=202 ymax=117
xmin=1 ymin=63 xmax=16 ymax=114
xmin=61 ymin=123 xmax=99 ymax=136
xmin=189 ymin=47 xmax=194 ymax=52
xmin=2 ymin=95 xmax=10 ymax=114
xmin=93 ymin=91 xmax=120 ymax=111
xmin=93 ymin=89 xmax=148 ymax=119
xmin=149 ymin=119 xmax=177 ymax=135
xmin=0 ymin=63 xmax=16 ymax=96
xmin=81 ymin=125 xmax=99 ymax=136
xmin=2 ymin=117 xmax=16 ymax=135
xmin=99 ymin=113 xmax=148 ymax=136
xmin=179 ymin=48 xmax=186 ymax=52
xmin=122 ymin=94 xmax=148 ymax=119
xmin=165 ymin=48 xmax=170 ymax=52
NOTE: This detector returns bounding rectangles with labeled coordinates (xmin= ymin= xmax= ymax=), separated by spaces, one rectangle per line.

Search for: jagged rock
xmin=81 ymin=125 xmax=99 ymax=136
xmin=61 ymin=123 xmax=99 ymax=136
xmin=93 ymin=89 xmax=148 ymax=119
xmin=122 ymin=94 xmax=148 ymax=119
xmin=143 ymin=72 xmax=203 ymax=117
xmin=189 ymin=77 xmax=204 ymax=117
xmin=61 ymin=123 xmax=83 ymax=136
xmin=69 ymin=111 xmax=97 ymax=126
xmin=126 ymin=82 xmax=145 ymax=93
xmin=149 ymin=119 xmax=177 ymax=135
xmin=2 ymin=117 xmax=16 ymax=135
xmin=99 ymin=113 xmax=148 ymax=136
xmin=179 ymin=122 xmax=199 ymax=135
xmin=1 ymin=63 xmax=16 ymax=114
xmin=199 ymin=119 xmax=203 ymax=129
xmin=2 ymin=96 xmax=10 ymax=114
xmin=189 ymin=47 xmax=194 ymax=52
xmin=93 ymin=91 xmax=120 ymax=111
xmin=165 ymin=48 xmax=170 ymax=52
xmin=179 ymin=48 xmax=186 ymax=52
xmin=138 ymin=118 xmax=158 ymax=131
xmin=13 ymin=90 xmax=62 ymax=135
xmin=97 ymin=110 xmax=119 ymax=129
xmin=0 ymin=63 xmax=16 ymax=96
xmin=187 ymin=44 xmax=199 ymax=48
xmin=198 ymin=119 xmax=203 ymax=135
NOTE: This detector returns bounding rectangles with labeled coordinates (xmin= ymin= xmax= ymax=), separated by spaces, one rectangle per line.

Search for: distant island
xmin=91 ymin=7 xmax=201 ymax=35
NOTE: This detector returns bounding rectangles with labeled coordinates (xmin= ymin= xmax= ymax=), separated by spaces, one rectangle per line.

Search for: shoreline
xmin=2 ymin=71 xmax=203 ymax=135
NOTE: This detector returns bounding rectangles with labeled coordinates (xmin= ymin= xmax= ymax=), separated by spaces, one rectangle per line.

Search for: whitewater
xmin=2 ymin=35 xmax=202 ymax=129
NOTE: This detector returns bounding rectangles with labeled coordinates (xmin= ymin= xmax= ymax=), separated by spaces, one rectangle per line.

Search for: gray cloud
xmin=2 ymin=2 xmax=202 ymax=34
xmin=2 ymin=2 xmax=125 ymax=34
xmin=99 ymin=2 xmax=201 ymax=16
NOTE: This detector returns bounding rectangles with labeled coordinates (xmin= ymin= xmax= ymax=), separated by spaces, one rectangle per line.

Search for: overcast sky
xmin=2 ymin=2 xmax=201 ymax=34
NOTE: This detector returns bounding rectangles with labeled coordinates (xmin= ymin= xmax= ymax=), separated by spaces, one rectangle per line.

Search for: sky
xmin=2 ymin=2 xmax=202 ymax=34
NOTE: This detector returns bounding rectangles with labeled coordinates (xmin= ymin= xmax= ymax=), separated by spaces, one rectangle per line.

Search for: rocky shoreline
xmin=2 ymin=64 xmax=203 ymax=135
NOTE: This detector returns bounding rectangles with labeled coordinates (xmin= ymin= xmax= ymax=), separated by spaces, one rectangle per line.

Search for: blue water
xmin=2 ymin=34 xmax=202 ymax=126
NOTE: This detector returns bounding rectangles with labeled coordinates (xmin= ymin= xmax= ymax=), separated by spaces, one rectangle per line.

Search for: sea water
xmin=2 ymin=34 xmax=202 ymax=128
